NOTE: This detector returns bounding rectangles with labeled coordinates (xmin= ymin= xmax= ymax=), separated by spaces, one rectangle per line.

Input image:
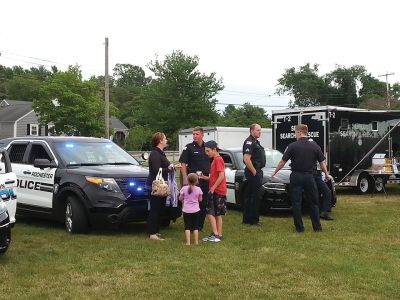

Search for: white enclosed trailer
xmin=178 ymin=126 xmax=272 ymax=153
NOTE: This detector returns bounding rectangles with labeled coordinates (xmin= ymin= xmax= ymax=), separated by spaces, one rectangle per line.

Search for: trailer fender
xmin=349 ymin=170 xmax=363 ymax=185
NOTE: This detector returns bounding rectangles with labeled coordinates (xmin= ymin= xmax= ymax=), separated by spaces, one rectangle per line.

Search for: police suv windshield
xmin=234 ymin=149 xmax=286 ymax=169
xmin=53 ymin=141 xmax=139 ymax=166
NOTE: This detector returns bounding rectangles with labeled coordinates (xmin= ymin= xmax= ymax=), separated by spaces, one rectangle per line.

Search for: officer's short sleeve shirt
xmin=179 ymin=142 xmax=211 ymax=174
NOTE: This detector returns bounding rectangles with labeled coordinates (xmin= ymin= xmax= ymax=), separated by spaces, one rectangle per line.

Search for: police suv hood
xmin=65 ymin=165 xmax=149 ymax=177
xmin=262 ymin=167 xmax=291 ymax=184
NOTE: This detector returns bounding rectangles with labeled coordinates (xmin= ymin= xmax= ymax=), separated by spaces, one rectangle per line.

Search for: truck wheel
xmin=0 ymin=226 xmax=11 ymax=254
xmin=374 ymin=176 xmax=385 ymax=193
xmin=65 ymin=196 xmax=89 ymax=234
xmin=357 ymin=174 xmax=372 ymax=194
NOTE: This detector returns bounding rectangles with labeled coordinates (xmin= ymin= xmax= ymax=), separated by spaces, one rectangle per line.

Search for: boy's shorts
xmin=206 ymin=193 xmax=227 ymax=216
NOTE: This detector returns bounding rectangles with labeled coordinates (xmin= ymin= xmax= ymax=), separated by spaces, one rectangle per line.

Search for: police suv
xmin=0 ymin=137 xmax=170 ymax=234
xmin=0 ymin=149 xmax=17 ymax=254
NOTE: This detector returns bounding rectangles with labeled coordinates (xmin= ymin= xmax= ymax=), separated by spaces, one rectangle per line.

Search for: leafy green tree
xmin=219 ymin=103 xmax=271 ymax=128
xmin=125 ymin=125 xmax=153 ymax=150
xmin=276 ymin=63 xmax=329 ymax=107
xmin=6 ymin=77 xmax=42 ymax=101
xmin=276 ymin=63 xmax=400 ymax=109
xmin=138 ymin=50 xmax=224 ymax=148
xmin=113 ymin=64 xmax=151 ymax=88
xmin=325 ymin=65 xmax=366 ymax=107
xmin=34 ymin=66 xmax=115 ymax=136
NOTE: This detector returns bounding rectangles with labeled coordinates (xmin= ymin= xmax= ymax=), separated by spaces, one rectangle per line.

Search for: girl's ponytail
xmin=186 ymin=173 xmax=199 ymax=195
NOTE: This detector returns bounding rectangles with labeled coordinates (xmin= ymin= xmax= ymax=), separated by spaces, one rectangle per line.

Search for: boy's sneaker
xmin=202 ymin=234 xmax=221 ymax=242
xmin=207 ymin=235 xmax=221 ymax=242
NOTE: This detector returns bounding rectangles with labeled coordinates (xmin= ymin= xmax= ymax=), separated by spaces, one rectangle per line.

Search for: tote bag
xmin=151 ymin=168 xmax=171 ymax=197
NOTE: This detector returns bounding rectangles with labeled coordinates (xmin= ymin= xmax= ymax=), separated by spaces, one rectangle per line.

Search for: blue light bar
xmin=129 ymin=182 xmax=135 ymax=187
xmin=65 ymin=143 xmax=74 ymax=148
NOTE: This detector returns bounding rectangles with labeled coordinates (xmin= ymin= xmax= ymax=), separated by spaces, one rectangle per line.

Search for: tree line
xmin=1 ymin=53 xmax=398 ymax=150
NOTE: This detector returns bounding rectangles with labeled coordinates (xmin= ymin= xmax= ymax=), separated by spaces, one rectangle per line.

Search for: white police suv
xmin=0 ymin=148 xmax=17 ymax=254
xmin=0 ymin=137 xmax=176 ymax=234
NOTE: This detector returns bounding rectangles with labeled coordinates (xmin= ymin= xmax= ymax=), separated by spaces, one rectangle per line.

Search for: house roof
xmin=0 ymin=99 xmax=34 ymax=122
xmin=110 ymin=116 xmax=128 ymax=131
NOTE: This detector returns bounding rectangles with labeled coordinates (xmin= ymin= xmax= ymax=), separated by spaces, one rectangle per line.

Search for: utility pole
xmin=104 ymin=37 xmax=110 ymax=139
xmin=378 ymin=72 xmax=395 ymax=109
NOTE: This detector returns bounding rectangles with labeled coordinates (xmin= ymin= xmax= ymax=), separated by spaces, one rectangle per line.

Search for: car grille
xmin=263 ymin=182 xmax=287 ymax=191
xmin=115 ymin=177 xmax=149 ymax=201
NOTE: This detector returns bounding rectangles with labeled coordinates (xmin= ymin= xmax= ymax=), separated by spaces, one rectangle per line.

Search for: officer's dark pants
xmin=290 ymin=172 xmax=322 ymax=232
xmin=314 ymin=175 xmax=331 ymax=213
xmin=243 ymin=168 xmax=263 ymax=224
xmin=198 ymin=178 xmax=209 ymax=230
xmin=147 ymin=194 xmax=166 ymax=235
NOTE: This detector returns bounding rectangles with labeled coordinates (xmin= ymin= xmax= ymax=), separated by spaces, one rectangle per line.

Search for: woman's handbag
xmin=151 ymin=168 xmax=171 ymax=197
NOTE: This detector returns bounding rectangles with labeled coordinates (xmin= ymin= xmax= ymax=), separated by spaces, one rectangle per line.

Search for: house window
xmin=372 ymin=121 xmax=378 ymax=131
xmin=341 ymin=119 xmax=349 ymax=131
xmin=30 ymin=124 xmax=39 ymax=136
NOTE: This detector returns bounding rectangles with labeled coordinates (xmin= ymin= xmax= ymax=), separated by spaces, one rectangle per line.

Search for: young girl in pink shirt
xmin=179 ymin=173 xmax=203 ymax=245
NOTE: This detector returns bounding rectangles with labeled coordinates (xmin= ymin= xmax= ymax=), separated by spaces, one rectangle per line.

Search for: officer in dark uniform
xmin=179 ymin=126 xmax=211 ymax=231
xmin=309 ymin=139 xmax=334 ymax=220
xmin=272 ymin=124 xmax=331 ymax=233
xmin=242 ymin=123 xmax=266 ymax=226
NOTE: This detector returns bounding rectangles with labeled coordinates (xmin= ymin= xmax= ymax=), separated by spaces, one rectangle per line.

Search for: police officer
xmin=309 ymin=139 xmax=334 ymax=220
xmin=242 ymin=123 xmax=266 ymax=226
xmin=272 ymin=124 xmax=331 ymax=233
xmin=314 ymin=169 xmax=334 ymax=220
xmin=179 ymin=126 xmax=211 ymax=231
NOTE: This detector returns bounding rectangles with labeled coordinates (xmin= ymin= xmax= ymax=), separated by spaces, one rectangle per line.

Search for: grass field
xmin=1 ymin=187 xmax=400 ymax=299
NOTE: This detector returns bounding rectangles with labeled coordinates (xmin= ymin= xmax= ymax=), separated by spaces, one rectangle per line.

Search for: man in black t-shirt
xmin=272 ymin=124 xmax=332 ymax=233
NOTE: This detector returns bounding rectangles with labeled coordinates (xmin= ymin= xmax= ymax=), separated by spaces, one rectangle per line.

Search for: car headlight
xmin=85 ymin=177 xmax=122 ymax=193
xmin=262 ymin=182 xmax=286 ymax=191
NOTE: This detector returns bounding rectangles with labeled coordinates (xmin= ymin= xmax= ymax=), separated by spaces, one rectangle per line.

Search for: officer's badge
xmin=246 ymin=141 xmax=252 ymax=145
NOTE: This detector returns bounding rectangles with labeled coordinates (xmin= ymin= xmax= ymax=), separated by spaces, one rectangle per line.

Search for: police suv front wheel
xmin=65 ymin=196 xmax=89 ymax=234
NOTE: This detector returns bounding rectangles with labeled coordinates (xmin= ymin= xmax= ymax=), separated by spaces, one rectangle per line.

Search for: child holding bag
xmin=179 ymin=173 xmax=203 ymax=245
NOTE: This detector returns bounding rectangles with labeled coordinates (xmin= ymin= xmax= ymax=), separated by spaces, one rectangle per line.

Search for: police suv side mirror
xmin=34 ymin=158 xmax=57 ymax=169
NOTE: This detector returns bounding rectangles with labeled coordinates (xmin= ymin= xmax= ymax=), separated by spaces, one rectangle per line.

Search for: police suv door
xmin=13 ymin=141 xmax=57 ymax=209
xmin=219 ymin=151 xmax=237 ymax=204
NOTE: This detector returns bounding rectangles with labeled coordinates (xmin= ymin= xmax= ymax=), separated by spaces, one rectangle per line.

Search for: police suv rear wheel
xmin=0 ymin=226 xmax=11 ymax=254
xmin=65 ymin=196 xmax=89 ymax=234
xmin=374 ymin=176 xmax=385 ymax=193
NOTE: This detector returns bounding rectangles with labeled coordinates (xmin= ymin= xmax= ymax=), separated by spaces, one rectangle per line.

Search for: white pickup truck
xmin=0 ymin=149 xmax=17 ymax=254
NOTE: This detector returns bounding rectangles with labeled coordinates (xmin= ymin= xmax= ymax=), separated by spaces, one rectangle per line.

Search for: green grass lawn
xmin=1 ymin=188 xmax=400 ymax=299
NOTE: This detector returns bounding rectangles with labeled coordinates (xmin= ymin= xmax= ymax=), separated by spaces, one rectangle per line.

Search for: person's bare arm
xmin=181 ymin=163 xmax=188 ymax=185
xmin=210 ymin=171 xmax=225 ymax=193
xmin=243 ymin=153 xmax=256 ymax=176
xmin=319 ymin=160 xmax=333 ymax=181
xmin=271 ymin=160 xmax=287 ymax=177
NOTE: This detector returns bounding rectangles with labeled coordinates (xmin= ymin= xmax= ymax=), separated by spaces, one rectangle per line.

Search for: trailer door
xmin=273 ymin=114 xmax=300 ymax=153
xmin=300 ymin=112 xmax=327 ymax=158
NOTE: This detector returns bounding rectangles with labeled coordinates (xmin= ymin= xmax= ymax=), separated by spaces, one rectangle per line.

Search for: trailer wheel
xmin=357 ymin=174 xmax=372 ymax=194
xmin=374 ymin=176 xmax=385 ymax=193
